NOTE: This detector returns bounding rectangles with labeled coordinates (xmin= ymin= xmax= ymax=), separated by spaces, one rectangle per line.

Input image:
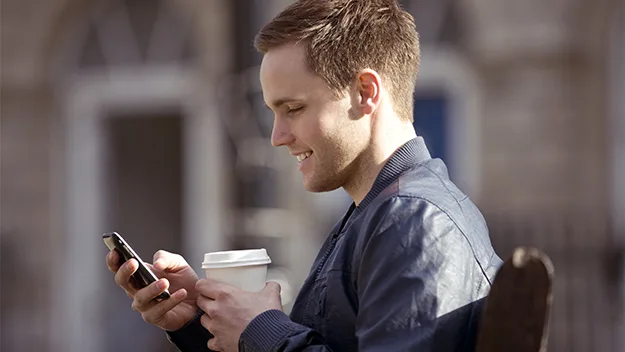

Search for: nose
xmin=271 ymin=116 xmax=296 ymax=147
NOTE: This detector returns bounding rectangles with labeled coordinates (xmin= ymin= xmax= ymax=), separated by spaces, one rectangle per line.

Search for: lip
xmin=290 ymin=150 xmax=313 ymax=156
xmin=297 ymin=153 xmax=313 ymax=171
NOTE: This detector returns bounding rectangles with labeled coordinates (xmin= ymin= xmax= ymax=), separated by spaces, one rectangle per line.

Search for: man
xmin=106 ymin=0 xmax=502 ymax=351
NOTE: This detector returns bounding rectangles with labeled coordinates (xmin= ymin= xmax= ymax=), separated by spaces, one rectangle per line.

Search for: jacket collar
xmin=334 ymin=137 xmax=432 ymax=234
xmin=354 ymin=137 xmax=431 ymax=217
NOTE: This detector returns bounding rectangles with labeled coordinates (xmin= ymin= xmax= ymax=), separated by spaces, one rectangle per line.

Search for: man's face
xmin=260 ymin=43 xmax=370 ymax=193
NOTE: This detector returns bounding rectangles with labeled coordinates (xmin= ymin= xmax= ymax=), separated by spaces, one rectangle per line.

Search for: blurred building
xmin=1 ymin=0 xmax=623 ymax=351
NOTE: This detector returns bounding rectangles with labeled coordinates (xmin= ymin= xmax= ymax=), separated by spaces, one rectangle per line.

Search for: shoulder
xmin=361 ymin=158 xmax=468 ymax=232
xmin=357 ymin=194 xmax=456 ymax=251
xmin=398 ymin=158 xmax=470 ymax=206
xmin=355 ymin=159 xmax=498 ymax=275
xmin=355 ymin=159 xmax=490 ymax=253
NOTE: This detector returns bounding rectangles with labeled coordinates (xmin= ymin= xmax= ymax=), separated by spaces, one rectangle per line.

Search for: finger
xmin=114 ymin=258 xmax=139 ymax=295
xmin=141 ymin=289 xmax=188 ymax=325
xmin=196 ymin=295 xmax=219 ymax=317
xmin=264 ymin=281 xmax=282 ymax=295
xmin=106 ymin=250 xmax=121 ymax=273
xmin=200 ymin=313 xmax=212 ymax=329
xmin=133 ymin=278 xmax=170 ymax=311
xmin=201 ymin=316 xmax=219 ymax=350
xmin=195 ymin=279 xmax=232 ymax=300
xmin=152 ymin=250 xmax=189 ymax=272
xmin=207 ymin=338 xmax=219 ymax=351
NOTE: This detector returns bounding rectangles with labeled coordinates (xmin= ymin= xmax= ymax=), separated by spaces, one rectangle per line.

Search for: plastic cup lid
xmin=202 ymin=248 xmax=271 ymax=269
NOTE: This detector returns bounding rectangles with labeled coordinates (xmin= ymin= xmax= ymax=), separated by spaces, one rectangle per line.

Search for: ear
xmin=355 ymin=69 xmax=382 ymax=116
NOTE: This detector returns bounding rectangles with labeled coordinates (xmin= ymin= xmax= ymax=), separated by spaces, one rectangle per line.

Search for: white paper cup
xmin=201 ymin=248 xmax=272 ymax=292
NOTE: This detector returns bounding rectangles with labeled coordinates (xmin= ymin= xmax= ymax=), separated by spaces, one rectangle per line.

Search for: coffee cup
xmin=201 ymin=248 xmax=272 ymax=292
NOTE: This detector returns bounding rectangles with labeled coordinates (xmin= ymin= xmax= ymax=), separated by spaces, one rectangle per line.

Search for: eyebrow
xmin=265 ymin=97 xmax=303 ymax=110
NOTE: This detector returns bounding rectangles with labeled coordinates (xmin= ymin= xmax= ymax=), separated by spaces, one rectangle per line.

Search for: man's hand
xmin=106 ymin=249 xmax=200 ymax=331
xmin=196 ymin=279 xmax=283 ymax=352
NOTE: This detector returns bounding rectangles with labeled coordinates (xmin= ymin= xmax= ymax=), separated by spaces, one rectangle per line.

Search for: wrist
xmin=166 ymin=309 xmax=213 ymax=351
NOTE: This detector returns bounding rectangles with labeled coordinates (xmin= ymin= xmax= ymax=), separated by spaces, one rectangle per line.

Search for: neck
xmin=343 ymin=117 xmax=417 ymax=206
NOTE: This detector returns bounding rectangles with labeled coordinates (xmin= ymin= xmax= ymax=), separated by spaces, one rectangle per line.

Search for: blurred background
xmin=1 ymin=0 xmax=624 ymax=351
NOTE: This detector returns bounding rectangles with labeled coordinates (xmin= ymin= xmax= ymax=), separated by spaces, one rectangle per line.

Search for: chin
xmin=302 ymin=175 xmax=343 ymax=193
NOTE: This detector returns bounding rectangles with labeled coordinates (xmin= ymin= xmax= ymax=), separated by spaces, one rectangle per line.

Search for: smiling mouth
xmin=296 ymin=151 xmax=312 ymax=163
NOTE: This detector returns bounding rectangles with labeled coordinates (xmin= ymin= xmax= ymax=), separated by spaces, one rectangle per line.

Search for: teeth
xmin=296 ymin=152 xmax=312 ymax=162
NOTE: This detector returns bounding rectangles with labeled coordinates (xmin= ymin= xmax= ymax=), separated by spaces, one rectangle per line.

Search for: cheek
xmin=297 ymin=102 xmax=355 ymax=153
xmin=295 ymin=113 xmax=326 ymax=144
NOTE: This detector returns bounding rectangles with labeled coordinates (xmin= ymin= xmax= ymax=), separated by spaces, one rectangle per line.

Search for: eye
xmin=287 ymin=106 xmax=304 ymax=115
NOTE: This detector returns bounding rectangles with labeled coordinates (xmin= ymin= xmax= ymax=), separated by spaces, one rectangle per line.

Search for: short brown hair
xmin=254 ymin=0 xmax=420 ymax=122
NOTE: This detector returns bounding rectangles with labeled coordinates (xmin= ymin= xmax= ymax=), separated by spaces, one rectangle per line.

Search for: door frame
xmin=53 ymin=67 xmax=227 ymax=352
xmin=608 ymin=0 xmax=625 ymax=344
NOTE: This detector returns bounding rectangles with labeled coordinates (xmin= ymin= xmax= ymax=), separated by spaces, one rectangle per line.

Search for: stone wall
xmin=461 ymin=0 xmax=613 ymax=217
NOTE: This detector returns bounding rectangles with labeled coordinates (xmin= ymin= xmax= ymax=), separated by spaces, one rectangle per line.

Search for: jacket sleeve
xmin=354 ymin=196 xmax=480 ymax=351
xmin=239 ymin=310 xmax=334 ymax=351
xmin=166 ymin=310 xmax=216 ymax=352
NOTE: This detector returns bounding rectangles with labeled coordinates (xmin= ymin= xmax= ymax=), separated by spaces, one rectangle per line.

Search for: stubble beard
xmin=304 ymin=142 xmax=368 ymax=195
xmin=305 ymin=108 xmax=369 ymax=194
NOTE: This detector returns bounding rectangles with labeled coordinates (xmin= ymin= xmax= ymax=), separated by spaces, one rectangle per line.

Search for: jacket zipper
xmin=313 ymin=233 xmax=339 ymax=281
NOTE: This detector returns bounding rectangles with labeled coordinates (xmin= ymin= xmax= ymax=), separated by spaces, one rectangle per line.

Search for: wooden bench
xmin=476 ymin=247 xmax=554 ymax=352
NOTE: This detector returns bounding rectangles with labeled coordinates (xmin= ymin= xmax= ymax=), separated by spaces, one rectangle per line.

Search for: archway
xmin=48 ymin=1 xmax=229 ymax=351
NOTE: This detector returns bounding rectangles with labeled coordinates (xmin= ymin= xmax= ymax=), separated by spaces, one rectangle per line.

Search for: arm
xmin=355 ymin=196 xmax=483 ymax=351
xmin=239 ymin=310 xmax=333 ymax=351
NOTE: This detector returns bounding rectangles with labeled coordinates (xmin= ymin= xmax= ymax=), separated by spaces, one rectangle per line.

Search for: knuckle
xmin=134 ymin=291 xmax=147 ymax=307
xmin=141 ymin=306 xmax=165 ymax=326
xmin=174 ymin=253 xmax=186 ymax=264
xmin=141 ymin=311 xmax=154 ymax=324
xmin=153 ymin=249 xmax=167 ymax=261
xmin=207 ymin=338 xmax=218 ymax=350
xmin=200 ymin=314 xmax=212 ymax=329
xmin=216 ymin=290 xmax=231 ymax=301
xmin=204 ymin=305 xmax=217 ymax=318
xmin=114 ymin=271 xmax=125 ymax=287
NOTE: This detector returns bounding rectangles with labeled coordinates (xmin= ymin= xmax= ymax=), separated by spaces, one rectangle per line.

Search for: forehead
xmin=260 ymin=42 xmax=307 ymax=74
xmin=259 ymin=43 xmax=328 ymax=104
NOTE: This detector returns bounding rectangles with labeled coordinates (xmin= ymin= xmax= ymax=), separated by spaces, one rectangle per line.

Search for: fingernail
xmin=157 ymin=280 xmax=167 ymax=290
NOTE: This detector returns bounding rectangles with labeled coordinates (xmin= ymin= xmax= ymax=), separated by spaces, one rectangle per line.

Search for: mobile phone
xmin=102 ymin=232 xmax=170 ymax=300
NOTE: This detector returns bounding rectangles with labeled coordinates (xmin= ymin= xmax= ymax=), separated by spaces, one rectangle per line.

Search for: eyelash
xmin=287 ymin=106 xmax=304 ymax=115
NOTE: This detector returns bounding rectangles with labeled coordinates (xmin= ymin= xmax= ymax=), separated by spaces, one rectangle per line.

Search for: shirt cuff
xmin=239 ymin=309 xmax=305 ymax=351
xmin=166 ymin=310 xmax=213 ymax=352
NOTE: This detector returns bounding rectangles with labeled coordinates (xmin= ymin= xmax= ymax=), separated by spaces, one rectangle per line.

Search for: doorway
xmin=100 ymin=112 xmax=184 ymax=352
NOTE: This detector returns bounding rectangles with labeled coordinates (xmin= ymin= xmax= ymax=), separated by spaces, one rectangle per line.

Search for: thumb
xmin=263 ymin=281 xmax=282 ymax=295
xmin=152 ymin=250 xmax=189 ymax=272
